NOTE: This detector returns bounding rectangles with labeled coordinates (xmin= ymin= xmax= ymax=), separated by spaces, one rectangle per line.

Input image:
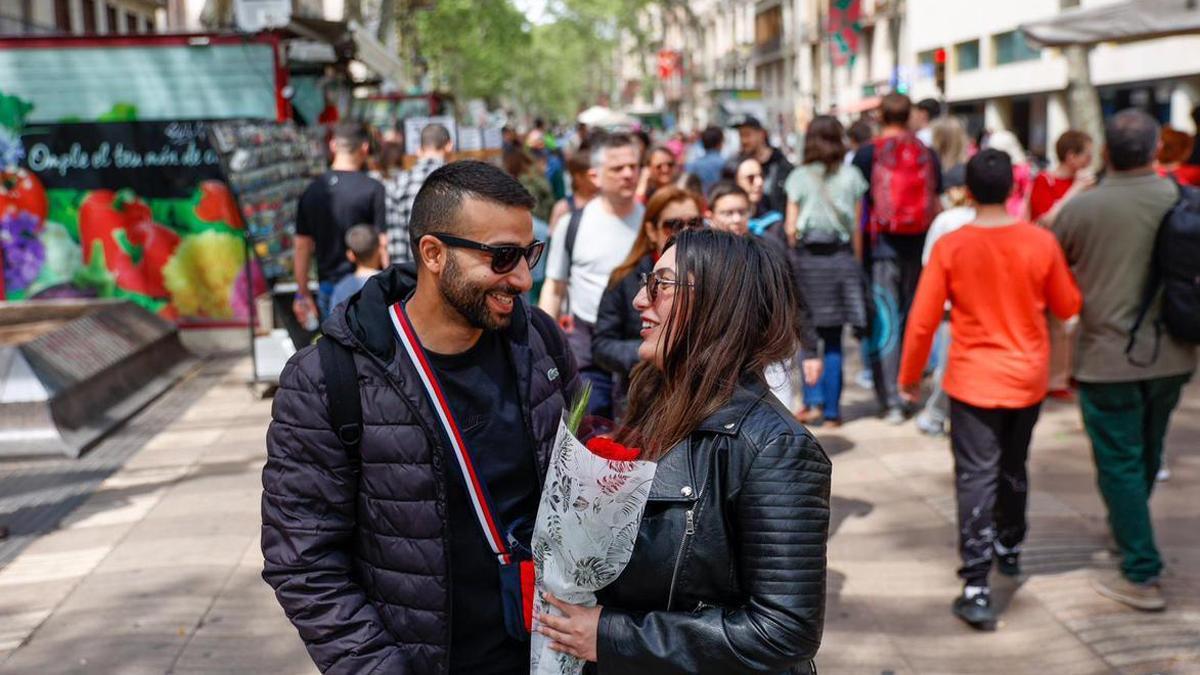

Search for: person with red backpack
xmin=852 ymin=93 xmax=943 ymax=423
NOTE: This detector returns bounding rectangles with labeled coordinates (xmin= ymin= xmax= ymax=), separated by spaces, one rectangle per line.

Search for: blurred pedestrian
xmin=984 ymin=130 xmax=1033 ymax=219
xmin=265 ymin=161 xmax=577 ymax=675
xmin=293 ymin=121 xmax=387 ymax=326
xmin=593 ymin=186 xmax=704 ymax=415
xmin=685 ymin=126 xmax=726 ymax=193
xmin=1156 ymin=127 xmax=1194 ymax=182
xmin=930 ymin=116 xmax=970 ymax=203
xmin=900 ymin=149 xmax=1082 ymax=631
xmin=913 ymin=98 xmax=942 ymax=146
xmin=1178 ymin=105 xmax=1200 ymax=186
xmin=846 ymin=119 xmax=875 ymax=165
xmin=369 ymin=140 xmax=410 ymax=263
xmin=1054 ymin=110 xmax=1197 ymax=612
xmin=328 ymin=224 xmax=384 ymax=309
xmin=503 ymin=146 xmax=554 ymax=223
xmin=784 ymin=116 xmax=869 ymax=427
xmin=540 ymin=133 xmax=644 ymax=418
xmin=852 ymin=93 xmax=943 ymax=423
xmin=392 ymin=123 xmax=453 ymax=264
xmin=730 ymin=115 xmax=793 ymax=213
xmin=638 ymin=145 xmax=678 ymax=204
xmin=736 ymin=157 xmax=784 ymax=236
xmin=1030 ymin=130 xmax=1096 ymax=400
xmin=540 ymin=229 xmax=829 ymax=674
xmin=547 ymin=146 xmax=598 ymax=233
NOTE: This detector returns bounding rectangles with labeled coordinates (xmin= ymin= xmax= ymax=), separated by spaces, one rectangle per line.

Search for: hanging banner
xmin=828 ymin=0 xmax=862 ymax=68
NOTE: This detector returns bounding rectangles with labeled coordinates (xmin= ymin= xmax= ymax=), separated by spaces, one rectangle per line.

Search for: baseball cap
xmin=730 ymin=115 xmax=764 ymax=130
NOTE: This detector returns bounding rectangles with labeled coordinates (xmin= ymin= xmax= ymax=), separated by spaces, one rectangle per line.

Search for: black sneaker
xmin=996 ymin=550 xmax=1021 ymax=577
xmin=952 ymin=591 xmax=997 ymax=631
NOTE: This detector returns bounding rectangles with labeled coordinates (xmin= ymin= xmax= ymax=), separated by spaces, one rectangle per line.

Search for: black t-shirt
xmin=851 ymin=141 xmax=943 ymax=261
xmin=295 ymin=170 xmax=386 ymax=282
xmin=427 ymin=331 xmax=540 ymax=675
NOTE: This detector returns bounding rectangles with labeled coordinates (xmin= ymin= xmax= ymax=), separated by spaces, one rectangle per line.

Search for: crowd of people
xmin=264 ymin=95 xmax=1197 ymax=673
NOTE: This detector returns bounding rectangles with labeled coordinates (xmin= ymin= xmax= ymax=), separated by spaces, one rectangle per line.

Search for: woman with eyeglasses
xmin=538 ymin=228 xmax=831 ymax=674
xmin=593 ymin=186 xmax=704 ymax=416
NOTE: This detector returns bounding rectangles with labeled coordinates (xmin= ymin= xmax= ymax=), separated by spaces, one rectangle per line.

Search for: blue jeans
xmin=802 ymin=326 xmax=845 ymax=420
xmin=317 ymin=280 xmax=337 ymax=319
xmin=580 ymin=367 xmax=614 ymax=420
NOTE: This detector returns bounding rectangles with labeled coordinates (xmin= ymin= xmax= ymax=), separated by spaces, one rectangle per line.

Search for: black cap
xmin=730 ymin=115 xmax=764 ymax=130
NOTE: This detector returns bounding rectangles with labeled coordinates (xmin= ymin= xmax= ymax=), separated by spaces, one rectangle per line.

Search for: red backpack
xmin=869 ymin=134 xmax=939 ymax=236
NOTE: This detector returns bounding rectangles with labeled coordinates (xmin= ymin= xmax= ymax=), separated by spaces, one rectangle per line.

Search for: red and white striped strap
xmin=390 ymin=301 xmax=511 ymax=565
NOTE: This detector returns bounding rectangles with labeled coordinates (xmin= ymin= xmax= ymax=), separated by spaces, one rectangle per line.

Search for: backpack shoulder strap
xmin=564 ymin=207 xmax=585 ymax=267
xmin=1125 ymin=183 xmax=1183 ymax=365
xmin=318 ymin=335 xmax=363 ymax=458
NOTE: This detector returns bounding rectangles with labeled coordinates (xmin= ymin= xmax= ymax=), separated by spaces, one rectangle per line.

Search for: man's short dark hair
xmin=409 ymin=161 xmax=536 ymax=254
xmin=420 ymin=123 xmax=452 ymax=151
xmin=1055 ymin=130 xmax=1092 ymax=162
xmin=566 ymin=145 xmax=591 ymax=175
xmin=965 ymin=149 xmax=1014 ymax=205
xmin=880 ymin=93 xmax=912 ymax=127
xmin=707 ymin=180 xmax=749 ymax=208
xmin=333 ymin=121 xmax=370 ymax=151
xmin=700 ymin=126 xmax=724 ymax=151
xmin=345 ymin=224 xmax=380 ymax=260
xmin=848 ymin=119 xmax=875 ymax=146
xmin=916 ymin=98 xmax=942 ymax=120
xmin=1106 ymin=109 xmax=1160 ymax=171
xmin=590 ymin=132 xmax=637 ymax=167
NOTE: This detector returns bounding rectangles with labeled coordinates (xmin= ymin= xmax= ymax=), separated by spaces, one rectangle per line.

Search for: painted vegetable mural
xmin=0 ymin=92 xmax=264 ymax=321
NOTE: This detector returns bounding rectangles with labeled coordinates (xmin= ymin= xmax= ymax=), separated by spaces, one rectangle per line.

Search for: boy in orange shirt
xmin=899 ymin=149 xmax=1082 ymax=631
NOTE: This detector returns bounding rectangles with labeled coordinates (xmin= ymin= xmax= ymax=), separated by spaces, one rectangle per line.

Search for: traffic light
xmin=935 ymin=48 xmax=947 ymax=95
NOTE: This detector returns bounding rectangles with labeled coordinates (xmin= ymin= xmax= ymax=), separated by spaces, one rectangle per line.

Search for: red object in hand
xmin=584 ymin=436 xmax=641 ymax=462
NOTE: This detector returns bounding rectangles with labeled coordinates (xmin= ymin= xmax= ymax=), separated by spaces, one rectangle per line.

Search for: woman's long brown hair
xmin=608 ymin=186 xmax=703 ymax=287
xmin=615 ymin=229 xmax=801 ymax=459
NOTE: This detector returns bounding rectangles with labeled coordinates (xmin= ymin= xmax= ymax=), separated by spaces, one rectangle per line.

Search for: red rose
xmin=584 ymin=436 xmax=641 ymax=462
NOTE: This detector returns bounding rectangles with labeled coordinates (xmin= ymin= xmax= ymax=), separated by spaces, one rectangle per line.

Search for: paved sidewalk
xmin=0 ymin=356 xmax=1196 ymax=674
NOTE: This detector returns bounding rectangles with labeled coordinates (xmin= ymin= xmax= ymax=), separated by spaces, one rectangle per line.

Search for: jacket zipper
xmin=666 ymin=502 xmax=698 ymax=611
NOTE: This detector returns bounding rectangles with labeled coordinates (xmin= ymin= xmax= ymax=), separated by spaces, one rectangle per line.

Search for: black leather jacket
xmin=592 ymin=378 xmax=831 ymax=674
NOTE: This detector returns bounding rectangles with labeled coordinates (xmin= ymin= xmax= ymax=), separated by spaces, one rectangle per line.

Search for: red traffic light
xmin=934 ymin=48 xmax=947 ymax=64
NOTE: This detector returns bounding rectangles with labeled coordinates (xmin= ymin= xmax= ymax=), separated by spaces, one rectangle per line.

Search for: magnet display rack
xmin=207 ymin=121 xmax=327 ymax=388
xmin=207 ymin=121 xmax=327 ymax=282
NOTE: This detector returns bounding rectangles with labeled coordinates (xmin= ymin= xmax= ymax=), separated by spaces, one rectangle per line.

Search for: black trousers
xmin=948 ymin=398 xmax=1042 ymax=586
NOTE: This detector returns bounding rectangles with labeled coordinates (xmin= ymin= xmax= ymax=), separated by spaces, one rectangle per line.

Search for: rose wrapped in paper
xmin=529 ymin=383 xmax=657 ymax=675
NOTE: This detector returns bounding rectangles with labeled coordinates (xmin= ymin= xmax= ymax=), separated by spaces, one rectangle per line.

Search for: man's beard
xmin=438 ymin=253 xmax=521 ymax=331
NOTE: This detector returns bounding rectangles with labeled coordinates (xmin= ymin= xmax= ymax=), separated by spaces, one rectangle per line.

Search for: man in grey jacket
xmin=263 ymin=161 xmax=579 ymax=674
xmin=1054 ymin=110 xmax=1196 ymax=612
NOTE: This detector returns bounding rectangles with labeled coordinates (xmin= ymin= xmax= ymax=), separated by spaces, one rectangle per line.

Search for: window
xmin=123 ymin=10 xmax=135 ymax=33
xmin=955 ymin=40 xmax=980 ymax=72
xmin=994 ymin=31 xmax=1040 ymax=65
xmin=54 ymin=0 xmax=71 ymax=32
xmin=81 ymin=0 xmax=97 ymax=34
xmin=105 ymin=3 xmax=118 ymax=33
xmin=1061 ymin=0 xmax=1080 ymax=8
xmin=917 ymin=49 xmax=938 ymax=68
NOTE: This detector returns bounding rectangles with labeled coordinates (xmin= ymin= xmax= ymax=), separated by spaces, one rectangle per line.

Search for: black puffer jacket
xmin=262 ymin=264 xmax=579 ymax=674
xmin=593 ymin=377 xmax=831 ymax=674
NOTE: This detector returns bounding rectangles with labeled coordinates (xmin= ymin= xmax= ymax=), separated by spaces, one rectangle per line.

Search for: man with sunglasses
xmin=264 ymin=161 xmax=580 ymax=675
xmin=539 ymin=132 xmax=644 ymax=418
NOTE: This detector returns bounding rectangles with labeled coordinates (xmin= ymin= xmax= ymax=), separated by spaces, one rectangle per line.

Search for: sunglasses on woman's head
xmin=430 ymin=233 xmax=545 ymax=274
xmin=660 ymin=216 xmax=705 ymax=233
xmin=639 ymin=271 xmax=694 ymax=303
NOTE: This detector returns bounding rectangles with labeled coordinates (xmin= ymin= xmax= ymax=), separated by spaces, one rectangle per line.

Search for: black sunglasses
xmin=639 ymin=271 xmax=693 ymax=303
xmin=430 ymin=233 xmax=545 ymax=274
xmin=660 ymin=216 xmax=705 ymax=233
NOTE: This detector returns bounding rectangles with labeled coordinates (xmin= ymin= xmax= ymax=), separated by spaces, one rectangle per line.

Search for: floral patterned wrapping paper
xmin=530 ymin=419 xmax=657 ymax=675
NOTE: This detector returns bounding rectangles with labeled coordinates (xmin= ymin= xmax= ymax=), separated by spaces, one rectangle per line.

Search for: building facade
xmin=904 ymin=0 xmax=1200 ymax=159
xmin=0 ymin=0 xmax=162 ymax=34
